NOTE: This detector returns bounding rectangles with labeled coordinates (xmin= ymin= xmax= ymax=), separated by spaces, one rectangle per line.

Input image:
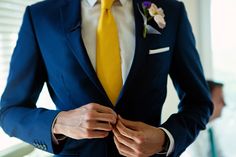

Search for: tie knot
xmin=101 ymin=0 xmax=115 ymax=10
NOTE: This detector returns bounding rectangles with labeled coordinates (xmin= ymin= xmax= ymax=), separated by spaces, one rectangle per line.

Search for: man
xmin=181 ymin=81 xmax=226 ymax=157
xmin=0 ymin=0 xmax=213 ymax=156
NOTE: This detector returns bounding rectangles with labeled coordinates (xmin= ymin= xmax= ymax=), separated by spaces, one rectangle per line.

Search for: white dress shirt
xmin=81 ymin=0 xmax=175 ymax=155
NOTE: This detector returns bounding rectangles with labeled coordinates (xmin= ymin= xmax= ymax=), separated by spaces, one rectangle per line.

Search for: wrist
xmin=53 ymin=111 xmax=66 ymax=135
xmin=156 ymin=128 xmax=170 ymax=153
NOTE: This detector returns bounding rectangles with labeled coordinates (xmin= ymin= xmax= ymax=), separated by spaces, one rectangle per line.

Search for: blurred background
xmin=0 ymin=0 xmax=235 ymax=156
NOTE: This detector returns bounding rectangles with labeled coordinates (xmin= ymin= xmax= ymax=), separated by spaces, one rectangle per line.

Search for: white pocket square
xmin=149 ymin=47 xmax=170 ymax=55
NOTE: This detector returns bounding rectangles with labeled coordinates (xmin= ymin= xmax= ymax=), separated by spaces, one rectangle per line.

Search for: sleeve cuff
xmin=158 ymin=127 xmax=175 ymax=156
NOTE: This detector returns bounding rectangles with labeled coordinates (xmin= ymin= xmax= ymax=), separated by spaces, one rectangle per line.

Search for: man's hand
xmin=113 ymin=116 xmax=166 ymax=157
xmin=53 ymin=103 xmax=117 ymax=140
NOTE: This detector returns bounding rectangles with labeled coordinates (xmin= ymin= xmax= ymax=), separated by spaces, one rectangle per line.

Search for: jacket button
xmin=42 ymin=144 xmax=47 ymax=151
xmin=40 ymin=145 xmax=44 ymax=150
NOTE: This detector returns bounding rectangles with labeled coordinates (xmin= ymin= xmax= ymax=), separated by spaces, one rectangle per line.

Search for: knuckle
xmin=111 ymin=115 xmax=117 ymax=122
xmin=84 ymin=130 xmax=91 ymax=137
xmin=85 ymin=122 xmax=92 ymax=129
xmin=86 ymin=111 xmax=95 ymax=119
xmin=136 ymin=134 xmax=145 ymax=144
xmin=89 ymin=103 xmax=99 ymax=110
xmin=107 ymin=116 xmax=116 ymax=124
xmin=89 ymin=105 xmax=95 ymax=110
xmin=86 ymin=103 xmax=93 ymax=109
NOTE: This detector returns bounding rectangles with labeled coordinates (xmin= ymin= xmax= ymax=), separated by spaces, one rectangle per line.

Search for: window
xmin=211 ymin=0 xmax=236 ymax=156
xmin=0 ymin=0 xmax=54 ymax=151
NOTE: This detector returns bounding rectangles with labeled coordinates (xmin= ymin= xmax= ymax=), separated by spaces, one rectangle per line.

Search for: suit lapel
xmin=60 ymin=0 xmax=111 ymax=103
xmin=116 ymin=0 xmax=148 ymax=105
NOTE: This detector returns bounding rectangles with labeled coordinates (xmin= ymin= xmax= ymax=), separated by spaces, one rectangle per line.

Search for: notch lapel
xmin=116 ymin=0 xmax=148 ymax=105
xmin=60 ymin=0 xmax=111 ymax=104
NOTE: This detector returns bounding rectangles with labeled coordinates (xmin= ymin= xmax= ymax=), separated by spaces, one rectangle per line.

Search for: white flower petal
xmin=157 ymin=8 xmax=165 ymax=17
xmin=148 ymin=3 xmax=159 ymax=17
xmin=154 ymin=15 xmax=166 ymax=29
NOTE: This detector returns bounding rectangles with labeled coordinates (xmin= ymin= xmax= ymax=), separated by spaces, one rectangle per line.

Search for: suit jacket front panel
xmin=29 ymin=0 xmax=177 ymax=120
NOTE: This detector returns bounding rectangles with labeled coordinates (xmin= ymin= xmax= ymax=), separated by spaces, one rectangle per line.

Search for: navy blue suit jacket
xmin=0 ymin=0 xmax=213 ymax=156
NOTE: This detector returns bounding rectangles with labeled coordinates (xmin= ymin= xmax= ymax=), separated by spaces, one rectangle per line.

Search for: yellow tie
xmin=96 ymin=0 xmax=122 ymax=105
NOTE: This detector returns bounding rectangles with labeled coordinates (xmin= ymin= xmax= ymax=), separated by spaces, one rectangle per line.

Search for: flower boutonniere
xmin=138 ymin=1 xmax=166 ymax=38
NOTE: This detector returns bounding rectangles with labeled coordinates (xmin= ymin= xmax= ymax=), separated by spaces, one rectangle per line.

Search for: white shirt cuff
xmin=158 ymin=127 xmax=175 ymax=156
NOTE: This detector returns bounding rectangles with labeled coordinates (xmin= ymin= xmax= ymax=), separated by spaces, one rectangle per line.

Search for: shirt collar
xmin=86 ymin=0 xmax=128 ymax=7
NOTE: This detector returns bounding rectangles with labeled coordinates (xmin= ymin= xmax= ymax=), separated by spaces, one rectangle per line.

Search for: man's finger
xmin=85 ymin=111 xmax=117 ymax=124
xmin=82 ymin=121 xmax=113 ymax=131
xmin=83 ymin=129 xmax=109 ymax=139
xmin=113 ymin=128 xmax=137 ymax=150
xmin=86 ymin=103 xmax=117 ymax=115
xmin=113 ymin=136 xmax=135 ymax=157
xmin=116 ymin=120 xmax=137 ymax=140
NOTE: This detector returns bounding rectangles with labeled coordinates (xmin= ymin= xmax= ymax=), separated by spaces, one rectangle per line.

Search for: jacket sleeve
xmin=0 ymin=6 xmax=61 ymax=154
xmin=160 ymin=2 xmax=214 ymax=156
